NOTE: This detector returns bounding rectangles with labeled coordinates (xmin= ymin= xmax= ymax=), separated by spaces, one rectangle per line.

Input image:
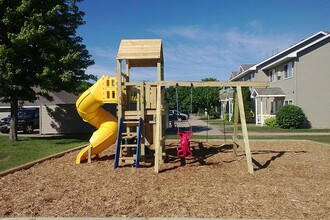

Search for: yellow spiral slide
xmin=75 ymin=76 xmax=118 ymax=164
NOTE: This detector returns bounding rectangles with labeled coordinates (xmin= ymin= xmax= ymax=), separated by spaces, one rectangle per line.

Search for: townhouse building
xmin=227 ymin=31 xmax=330 ymax=128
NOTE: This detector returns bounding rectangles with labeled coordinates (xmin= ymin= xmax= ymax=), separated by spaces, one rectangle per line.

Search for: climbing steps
xmin=114 ymin=116 xmax=143 ymax=168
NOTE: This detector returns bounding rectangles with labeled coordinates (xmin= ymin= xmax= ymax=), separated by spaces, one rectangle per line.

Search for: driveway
xmin=166 ymin=115 xmax=223 ymax=136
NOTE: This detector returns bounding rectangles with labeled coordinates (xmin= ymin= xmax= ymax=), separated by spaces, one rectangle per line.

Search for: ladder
xmin=114 ymin=116 xmax=143 ymax=168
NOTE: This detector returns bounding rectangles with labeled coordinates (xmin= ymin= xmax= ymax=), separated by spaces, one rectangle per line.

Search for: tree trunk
xmin=9 ymin=96 xmax=18 ymax=141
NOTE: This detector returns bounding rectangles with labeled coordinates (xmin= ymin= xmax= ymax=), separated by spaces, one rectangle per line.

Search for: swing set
xmin=78 ymin=39 xmax=269 ymax=174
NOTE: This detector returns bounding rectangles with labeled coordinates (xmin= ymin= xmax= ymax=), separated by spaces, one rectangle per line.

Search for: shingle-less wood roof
xmin=116 ymin=39 xmax=163 ymax=67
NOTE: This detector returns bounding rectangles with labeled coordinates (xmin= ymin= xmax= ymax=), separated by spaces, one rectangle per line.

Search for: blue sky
xmin=77 ymin=0 xmax=330 ymax=82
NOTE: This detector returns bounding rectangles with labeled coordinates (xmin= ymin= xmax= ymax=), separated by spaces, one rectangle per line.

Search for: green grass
xmin=203 ymin=118 xmax=330 ymax=133
xmin=0 ymin=135 xmax=89 ymax=172
xmin=248 ymin=135 xmax=330 ymax=144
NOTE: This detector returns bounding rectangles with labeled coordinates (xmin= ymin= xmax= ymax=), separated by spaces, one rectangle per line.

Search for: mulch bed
xmin=0 ymin=140 xmax=329 ymax=219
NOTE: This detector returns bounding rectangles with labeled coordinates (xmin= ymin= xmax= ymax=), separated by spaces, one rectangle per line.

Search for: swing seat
xmin=176 ymin=130 xmax=193 ymax=158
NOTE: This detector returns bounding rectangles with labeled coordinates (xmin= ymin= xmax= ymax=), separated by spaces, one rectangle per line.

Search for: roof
xmin=251 ymin=87 xmax=286 ymax=98
xmin=0 ymin=90 xmax=79 ymax=107
xmin=261 ymin=33 xmax=330 ymax=71
xmin=117 ymin=39 xmax=163 ymax=67
xmin=220 ymin=90 xmax=234 ymax=101
xmin=239 ymin=64 xmax=255 ymax=73
xmin=229 ymin=71 xmax=238 ymax=80
xmin=230 ymin=31 xmax=329 ymax=81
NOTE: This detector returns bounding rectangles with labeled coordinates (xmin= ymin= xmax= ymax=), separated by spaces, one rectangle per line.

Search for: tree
xmin=231 ymin=87 xmax=253 ymax=123
xmin=0 ymin=0 xmax=95 ymax=141
xmin=165 ymin=86 xmax=193 ymax=112
xmin=164 ymin=78 xmax=220 ymax=115
xmin=192 ymin=78 xmax=220 ymax=116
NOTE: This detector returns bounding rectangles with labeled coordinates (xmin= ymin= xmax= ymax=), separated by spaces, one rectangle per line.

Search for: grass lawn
xmin=0 ymin=135 xmax=89 ymax=172
xmin=203 ymin=118 xmax=330 ymax=133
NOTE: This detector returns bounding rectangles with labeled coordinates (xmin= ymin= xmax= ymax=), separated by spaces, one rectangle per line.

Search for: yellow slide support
xmin=76 ymin=75 xmax=118 ymax=164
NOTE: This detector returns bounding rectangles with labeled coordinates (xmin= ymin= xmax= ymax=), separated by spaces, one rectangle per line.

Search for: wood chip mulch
xmin=0 ymin=140 xmax=329 ymax=219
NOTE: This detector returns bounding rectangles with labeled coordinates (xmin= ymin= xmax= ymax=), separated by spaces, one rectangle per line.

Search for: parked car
xmin=179 ymin=110 xmax=190 ymax=118
xmin=169 ymin=110 xmax=189 ymax=122
xmin=0 ymin=116 xmax=10 ymax=133
xmin=0 ymin=108 xmax=39 ymax=134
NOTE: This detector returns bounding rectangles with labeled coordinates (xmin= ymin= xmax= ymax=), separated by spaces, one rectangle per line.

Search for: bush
xmin=223 ymin=113 xmax=229 ymax=121
xmin=276 ymin=105 xmax=306 ymax=129
xmin=213 ymin=112 xmax=220 ymax=119
xmin=264 ymin=117 xmax=278 ymax=127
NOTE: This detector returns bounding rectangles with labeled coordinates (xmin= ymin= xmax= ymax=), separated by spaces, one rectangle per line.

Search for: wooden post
xmin=87 ymin=147 xmax=92 ymax=163
xmin=237 ymin=86 xmax=254 ymax=174
xmin=116 ymin=60 xmax=122 ymax=119
xmin=154 ymin=84 xmax=162 ymax=173
xmin=154 ymin=61 xmax=163 ymax=173
xmin=125 ymin=61 xmax=130 ymax=81
xmin=140 ymin=82 xmax=145 ymax=159
xmin=233 ymin=93 xmax=239 ymax=156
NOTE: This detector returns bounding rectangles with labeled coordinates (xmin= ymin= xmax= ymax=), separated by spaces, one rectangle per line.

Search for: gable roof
xmin=239 ymin=64 xmax=255 ymax=73
xmin=251 ymin=87 xmax=286 ymax=98
xmin=230 ymin=31 xmax=329 ymax=81
xmin=220 ymin=91 xmax=234 ymax=101
xmin=117 ymin=39 xmax=163 ymax=67
xmin=229 ymin=71 xmax=238 ymax=80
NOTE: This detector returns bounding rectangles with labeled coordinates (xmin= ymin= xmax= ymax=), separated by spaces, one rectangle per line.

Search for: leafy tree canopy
xmin=165 ymin=78 xmax=220 ymax=113
xmin=0 ymin=0 xmax=95 ymax=140
xmin=0 ymin=0 xmax=95 ymax=103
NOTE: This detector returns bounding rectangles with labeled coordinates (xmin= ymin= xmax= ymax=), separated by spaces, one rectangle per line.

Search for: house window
xmin=249 ymin=73 xmax=255 ymax=80
xmin=284 ymin=99 xmax=293 ymax=105
xmin=277 ymin=100 xmax=283 ymax=111
xmin=276 ymin=70 xmax=281 ymax=80
xmin=284 ymin=62 xmax=294 ymax=79
xmin=270 ymin=101 xmax=275 ymax=114
xmin=271 ymin=100 xmax=283 ymax=114
xmin=269 ymin=69 xmax=276 ymax=82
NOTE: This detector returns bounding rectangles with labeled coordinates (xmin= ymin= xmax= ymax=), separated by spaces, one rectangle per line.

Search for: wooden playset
xmin=75 ymin=39 xmax=269 ymax=174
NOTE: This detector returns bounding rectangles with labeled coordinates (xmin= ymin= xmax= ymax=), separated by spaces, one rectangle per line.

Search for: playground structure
xmin=75 ymin=39 xmax=269 ymax=173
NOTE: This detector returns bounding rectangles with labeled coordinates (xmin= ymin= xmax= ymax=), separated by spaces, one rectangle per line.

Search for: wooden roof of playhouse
xmin=117 ymin=39 xmax=163 ymax=67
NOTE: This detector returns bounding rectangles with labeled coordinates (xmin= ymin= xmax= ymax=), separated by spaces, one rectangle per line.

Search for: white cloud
xmin=155 ymin=25 xmax=299 ymax=81
xmin=85 ymin=64 xmax=115 ymax=79
xmin=86 ymin=24 xmax=300 ymax=82
xmin=247 ymin=20 xmax=264 ymax=32
xmin=90 ymin=47 xmax=117 ymax=59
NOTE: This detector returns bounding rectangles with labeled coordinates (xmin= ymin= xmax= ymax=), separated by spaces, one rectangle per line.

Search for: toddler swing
xmin=175 ymin=85 xmax=193 ymax=158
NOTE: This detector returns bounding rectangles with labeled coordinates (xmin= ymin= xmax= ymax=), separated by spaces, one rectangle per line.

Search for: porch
xmin=251 ymin=87 xmax=286 ymax=126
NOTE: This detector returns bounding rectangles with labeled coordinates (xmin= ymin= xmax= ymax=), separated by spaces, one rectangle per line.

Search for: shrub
xmin=223 ymin=113 xmax=229 ymax=121
xmin=264 ymin=117 xmax=278 ymax=127
xmin=276 ymin=105 xmax=306 ymax=129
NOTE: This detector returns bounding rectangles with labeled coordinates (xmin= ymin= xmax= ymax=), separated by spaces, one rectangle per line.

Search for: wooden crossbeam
xmin=142 ymin=81 xmax=269 ymax=88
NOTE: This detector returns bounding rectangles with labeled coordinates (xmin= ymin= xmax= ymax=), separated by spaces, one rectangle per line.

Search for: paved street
xmin=166 ymin=115 xmax=224 ymax=136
